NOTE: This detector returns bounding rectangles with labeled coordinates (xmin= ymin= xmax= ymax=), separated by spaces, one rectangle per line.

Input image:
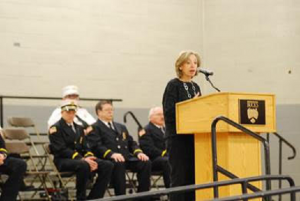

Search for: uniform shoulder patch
xmin=49 ymin=126 xmax=57 ymax=135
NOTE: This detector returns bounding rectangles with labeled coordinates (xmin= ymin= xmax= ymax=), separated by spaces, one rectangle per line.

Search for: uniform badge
xmin=122 ymin=132 xmax=127 ymax=140
xmin=49 ymin=127 xmax=57 ymax=135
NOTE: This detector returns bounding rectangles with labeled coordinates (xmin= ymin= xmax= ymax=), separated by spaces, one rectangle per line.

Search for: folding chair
xmin=7 ymin=117 xmax=41 ymax=137
xmin=150 ymin=171 xmax=164 ymax=190
xmin=7 ymin=117 xmax=48 ymax=169
xmin=125 ymin=170 xmax=138 ymax=194
xmin=43 ymin=143 xmax=76 ymax=200
xmin=105 ymin=169 xmax=138 ymax=197
xmin=123 ymin=112 xmax=166 ymax=193
xmin=2 ymin=128 xmax=52 ymax=200
xmin=2 ymin=128 xmax=47 ymax=171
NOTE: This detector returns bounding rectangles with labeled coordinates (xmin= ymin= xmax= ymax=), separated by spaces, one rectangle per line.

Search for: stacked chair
xmin=2 ymin=128 xmax=52 ymax=200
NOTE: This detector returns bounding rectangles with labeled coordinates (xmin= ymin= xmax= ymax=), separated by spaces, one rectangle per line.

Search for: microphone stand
xmin=205 ymin=75 xmax=221 ymax=92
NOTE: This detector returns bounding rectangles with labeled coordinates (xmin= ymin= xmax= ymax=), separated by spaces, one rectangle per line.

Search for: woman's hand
xmin=193 ymin=92 xmax=200 ymax=98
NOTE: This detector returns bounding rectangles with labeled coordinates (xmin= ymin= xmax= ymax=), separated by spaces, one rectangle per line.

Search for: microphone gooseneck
xmin=198 ymin=68 xmax=221 ymax=92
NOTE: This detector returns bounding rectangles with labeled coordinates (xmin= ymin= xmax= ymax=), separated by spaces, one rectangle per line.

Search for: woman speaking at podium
xmin=162 ymin=50 xmax=202 ymax=201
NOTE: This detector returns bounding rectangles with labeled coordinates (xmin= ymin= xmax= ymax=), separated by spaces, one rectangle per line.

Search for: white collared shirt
xmin=100 ymin=119 xmax=115 ymax=130
xmin=67 ymin=123 xmax=76 ymax=133
xmin=153 ymin=123 xmax=165 ymax=134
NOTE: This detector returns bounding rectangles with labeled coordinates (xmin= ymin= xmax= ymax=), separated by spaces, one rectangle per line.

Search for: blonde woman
xmin=162 ymin=51 xmax=202 ymax=201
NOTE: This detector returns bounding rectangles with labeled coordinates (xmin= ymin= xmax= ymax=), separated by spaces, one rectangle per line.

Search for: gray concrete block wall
xmin=0 ymin=0 xmax=203 ymax=108
xmin=1 ymin=0 xmax=299 ymax=106
xmin=202 ymin=0 xmax=300 ymax=103
xmin=273 ymin=105 xmax=300 ymax=185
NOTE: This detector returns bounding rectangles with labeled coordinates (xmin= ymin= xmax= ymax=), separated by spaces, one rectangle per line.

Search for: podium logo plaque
xmin=239 ymin=99 xmax=266 ymax=125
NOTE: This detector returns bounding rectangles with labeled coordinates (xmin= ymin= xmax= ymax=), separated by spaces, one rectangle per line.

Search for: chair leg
xmin=106 ymin=188 xmax=113 ymax=197
xmin=125 ymin=171 xmax=137 ymax=193
xmin=151 ymin=175 xmax=163 ymax=190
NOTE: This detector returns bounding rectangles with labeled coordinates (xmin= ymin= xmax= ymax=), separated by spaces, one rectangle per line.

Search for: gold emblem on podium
xmin=247 ymin=100 xmax=259 ymax=124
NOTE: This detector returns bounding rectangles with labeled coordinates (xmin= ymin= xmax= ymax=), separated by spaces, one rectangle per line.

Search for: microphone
xmin=198 ymin=68 xmax=214 ymax=76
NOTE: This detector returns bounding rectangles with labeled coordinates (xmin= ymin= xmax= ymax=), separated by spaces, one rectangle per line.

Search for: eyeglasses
xmin=102 ymin=108 xmax=114 ymax=112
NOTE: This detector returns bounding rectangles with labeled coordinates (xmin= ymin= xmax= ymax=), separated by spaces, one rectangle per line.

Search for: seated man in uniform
xmin=48 ymin=85 xmax=96 ymax=129
xmin=139 ymin=106 xmax=170 ymax=188
xmin=87 ymin=100 xmax=151 ymax=196
xmin=48 ymin=100 xmax=113 ymax=200
xmin=0 ymin=129 xmax=27 ymax=201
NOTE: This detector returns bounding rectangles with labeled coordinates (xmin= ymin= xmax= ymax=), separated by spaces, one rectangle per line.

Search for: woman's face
xmin=180 ymin=54 xmax=198 ymax=79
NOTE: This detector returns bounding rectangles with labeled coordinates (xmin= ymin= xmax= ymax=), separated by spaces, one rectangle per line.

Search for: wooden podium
xmin=176 ymin=92 xmax=276 ymax=200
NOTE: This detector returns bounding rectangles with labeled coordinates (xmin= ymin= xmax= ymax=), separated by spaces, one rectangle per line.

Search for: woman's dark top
xmin=162 ymin=78 xmax=201 ymax=138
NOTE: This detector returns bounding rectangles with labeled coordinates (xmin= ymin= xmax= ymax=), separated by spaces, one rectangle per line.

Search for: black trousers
xmin=111 ymin=158 xmax=151 ymax=196
xmin=151 ymin=156 xmax=171 ymax=188
xmin=167 ymin=135 xmax=195 ymax=201
xmin=0 ymin=157 xmax=27 ymax=201
xmin=55 ymin=158 xmax=113 ymax=200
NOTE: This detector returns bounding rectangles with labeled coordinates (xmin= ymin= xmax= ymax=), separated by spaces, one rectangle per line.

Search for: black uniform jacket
xmin=0 ymin=134 xmax=8 ymax=157
xmin=48 ymin=118 xmax=94 ymax=162
xmin=139 ymin=122 xmax=167 ymax=160
xmin=87 ymin=119 xmax=143 ymax=160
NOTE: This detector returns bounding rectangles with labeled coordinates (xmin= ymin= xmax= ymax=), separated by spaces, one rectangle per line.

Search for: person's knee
xmin=104 ymin=160 xmax=114 ymax=169
xmin=141 ymin=160 xmax=152 ymax=172
xmin=11 ymin=159 xmax=27 ymax=173
xmin=98 ymin=160 xmax=114 ymax=173
xmin=145 ymin=160 xmax=152 ymax=168
xmin=113 ymin=161 xmax=126 ymax=171
xmin=76 ymin=160 xmax=90 ymax=173
xmin=19 ymin=160 xmax=27 ymax=173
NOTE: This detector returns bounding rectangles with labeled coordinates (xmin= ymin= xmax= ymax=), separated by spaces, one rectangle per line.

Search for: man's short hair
xmin=95 ymin=100 xmax=113 ymax=114
xmin=148 ymin=106 xmax=163 ymax=120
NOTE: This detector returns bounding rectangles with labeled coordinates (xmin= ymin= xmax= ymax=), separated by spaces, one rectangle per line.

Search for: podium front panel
xmin=175 ymin=92 xmax=273 ymax=200
xmin=176 ymin=92 xmax=276 ymax=134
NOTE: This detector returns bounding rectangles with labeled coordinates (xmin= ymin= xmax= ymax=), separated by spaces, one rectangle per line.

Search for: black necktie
xmin=108 ymin=122 xmax=114 ymax=130
xmin=161 ymin=126 xmax=165 ymax=134
xmin=69 ymin=123 xmax=76 ymax=133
